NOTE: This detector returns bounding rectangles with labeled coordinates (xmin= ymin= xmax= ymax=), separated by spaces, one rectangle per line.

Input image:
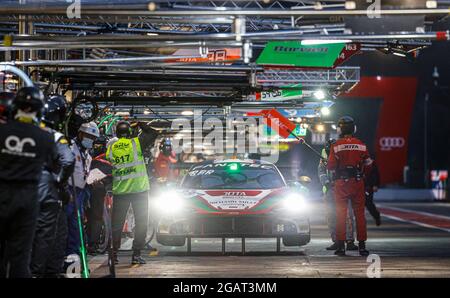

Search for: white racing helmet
xmin=78 ymin=121 xmax=100 ymax=138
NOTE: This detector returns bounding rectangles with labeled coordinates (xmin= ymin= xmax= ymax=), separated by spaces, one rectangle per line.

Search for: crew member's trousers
xmin=334 ymin=179 xmax=367 ymax=242
xmin=31 ymin=173 xmax=61 ymax=276
xmin=31 ymin=201 xmax=60 ymax=276
xmin=365 ymin=191 xmax=381 ymax=221
xmin=46 ymin=206 xmax=68 ymax=274
xmin=323 ymin=190 xmax=355 ymax=242
xmin=65 ymin=187 xmax=89 ymax=256
xmin=112 ymin=191 xmax=149 ymax=252
xmin=0 ymin=182 xmax=38 ymax=278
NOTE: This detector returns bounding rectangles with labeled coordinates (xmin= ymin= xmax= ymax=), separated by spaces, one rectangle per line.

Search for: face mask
xmin=81 ymin=137 xmax=94 ymax=149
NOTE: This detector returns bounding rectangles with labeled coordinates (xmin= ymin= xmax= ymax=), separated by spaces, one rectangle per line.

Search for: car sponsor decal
xmin=191 ymin=188 xmax=286 ymax=214
xmin=190 ymin=163 xmax=274 ymax=171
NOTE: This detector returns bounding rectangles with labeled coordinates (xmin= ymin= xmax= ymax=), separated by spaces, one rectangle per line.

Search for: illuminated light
xmin=181 ymin=110 xmax=194 ymax=116
xmin=295 ymin=117 xmax=302 ymax=123
xmin=154 ymin=191 xmax=184 ymax=214
xmin=148 ymin=2 xmax=157 ymax=11
xmin=228 ymin=163 xmax=239 ymax=171
xmin=331 ymin=124 xmax=337 ymax=130
xmin=283 ymin=193 xmax=308 ymax=213
xmin=320 ymin=107 xmax=330 ymax=116
xmin=393 ymin=52 xmax=406 ymax=57
xmin=376 ymin=76 xmax=381 ymax=81
xmin=302 ymin=123 xmax=309 ymax=129
xmin=143 ymin=109 xmax=151 ymax=115
xmin=316 ymin=124 xmax=325 ymax=132
xmin=426 ymin=1 xmax=437 ymax=9
xmin=301 ymin=39 xmax=352 ymax=46
xmin=313 ymin=90 xmax=326 ymax=100
xmin=345 ymin=1 xmax=356 ymax=10
xmin=146 ymin=33 xmax=158 ymax=36
xmin=262 ymin=0 xmax=271 ymax=3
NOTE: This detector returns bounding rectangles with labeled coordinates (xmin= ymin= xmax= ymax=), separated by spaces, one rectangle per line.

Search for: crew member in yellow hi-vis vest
xmin=106 ymin=120 xmax=158 ymax=265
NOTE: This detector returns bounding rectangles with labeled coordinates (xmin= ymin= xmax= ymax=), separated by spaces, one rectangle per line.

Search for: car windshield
xmin=182 ymin=163 xmax=285 ymax=190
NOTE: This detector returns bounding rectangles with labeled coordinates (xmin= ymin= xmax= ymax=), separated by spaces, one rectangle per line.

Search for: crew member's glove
xmin=58 ymin=184 xmax=72 ymax=205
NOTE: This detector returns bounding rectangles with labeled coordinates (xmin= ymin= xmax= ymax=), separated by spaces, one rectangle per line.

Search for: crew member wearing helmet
xmin=318 ymin=139 xmax=357 ymax=251
xmin=154 ymin=138 xmax=179 ymax=180
xmin=0 ymin=87 xmax=57 ymax=278
xmin=106 ymin=120 xmax=158 ymax=265
xmin=30 ymin=95 xmax=75 ymax=278
xmin=0 ymin=91 xmax=15 ymax=122
xmin=327 ymin=116 xmax=373 ymax=256
xmin=66 ymin=121 xmax=99 ymax=258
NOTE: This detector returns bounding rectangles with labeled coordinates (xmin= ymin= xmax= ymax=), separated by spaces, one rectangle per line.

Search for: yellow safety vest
xmin=106 ymin=137 xmax=150 ymax=195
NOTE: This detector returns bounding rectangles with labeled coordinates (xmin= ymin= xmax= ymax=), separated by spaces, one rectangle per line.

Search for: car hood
xmin=186 ymin=188 xmax=289 ymax=215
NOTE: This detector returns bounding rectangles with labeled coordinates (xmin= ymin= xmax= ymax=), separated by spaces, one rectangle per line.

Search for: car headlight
xmin=282 ymin=193 xmax=308 ymax=213
xmin=153 ymin=190 xmax=185 ymax=214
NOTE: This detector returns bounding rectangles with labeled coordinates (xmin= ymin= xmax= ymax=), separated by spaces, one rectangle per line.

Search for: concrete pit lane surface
xmin=89 ymin=201 xmax=450 ymax=278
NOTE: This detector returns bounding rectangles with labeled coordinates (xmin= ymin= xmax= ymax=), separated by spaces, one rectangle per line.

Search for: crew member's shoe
xmin=346 ymin=241 xmax=359 ymax=251
xmin=145 ymin=243 xmax=158 ymax=252
xmin=358 ymin=241 xmax=370 ymax=256
xmin=131 ymin=251 xmax=146 ymax=265
xmin=334 ymin=240 xmax=346 ymax=256
xmin=375 ymin=215 xmax=381 ymax=226
xmin=326 ymin=242 xmax=339 ymax=250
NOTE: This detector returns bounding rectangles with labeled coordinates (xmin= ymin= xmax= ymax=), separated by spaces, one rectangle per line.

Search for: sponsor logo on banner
xmin=379 ymin=137 xmax=405 ymax=151
xmin=167 ymin=48 xmax=241 ymax=64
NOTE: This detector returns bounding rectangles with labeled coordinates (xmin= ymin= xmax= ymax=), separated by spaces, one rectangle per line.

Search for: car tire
xmin=156 ymin=234 xmax=186 ymax=246
xmin=282 ymin=234 xmax=310 ymax=247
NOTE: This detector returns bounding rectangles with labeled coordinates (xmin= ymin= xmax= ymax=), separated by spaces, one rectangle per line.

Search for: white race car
xmin=153 ymin=159 xmax=311 ymax=248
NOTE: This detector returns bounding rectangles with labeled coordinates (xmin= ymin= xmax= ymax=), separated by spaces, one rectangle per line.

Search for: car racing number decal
xmin=188 ymin=169 xmax=215 ymax=176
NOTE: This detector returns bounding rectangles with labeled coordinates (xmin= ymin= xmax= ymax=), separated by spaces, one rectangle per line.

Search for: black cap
xmin=116 ymin=120 xmax=131 ymax=138
xmin=13 ymin=87 xmax=45 ymax=115
xmin=337 ymin=116 xmax=355 ymax=136
xmin=42 ymin=95 xmax=67 ymax=129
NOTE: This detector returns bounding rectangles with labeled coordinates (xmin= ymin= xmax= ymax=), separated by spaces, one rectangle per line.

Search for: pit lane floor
xmin=89 ymin=202 xmax=450 ymax=278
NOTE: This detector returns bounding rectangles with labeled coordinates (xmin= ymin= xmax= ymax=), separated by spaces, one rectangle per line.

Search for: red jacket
xmin=327 ymin=137 xmax=372 ymax=176
xmin=154 ymin=152 xmax=179 ymax=179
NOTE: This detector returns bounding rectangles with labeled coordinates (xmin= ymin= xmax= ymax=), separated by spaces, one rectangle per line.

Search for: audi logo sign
xmin=379 ymin=137 xmax=405 ymax=151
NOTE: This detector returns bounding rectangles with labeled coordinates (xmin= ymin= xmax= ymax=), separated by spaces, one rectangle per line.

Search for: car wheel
xmin=156 ymin=234 xmax=186 ymax=246
xmin=282 ymin=234 xmax=310 ymax=247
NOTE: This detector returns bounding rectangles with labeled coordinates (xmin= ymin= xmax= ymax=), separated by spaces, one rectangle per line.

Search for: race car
xmin=153 ymin=159 xmax=311 ymax=247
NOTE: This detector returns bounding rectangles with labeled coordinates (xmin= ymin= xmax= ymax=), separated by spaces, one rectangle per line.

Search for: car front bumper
xmin=156 ymin=213 xmax=310 ymax=238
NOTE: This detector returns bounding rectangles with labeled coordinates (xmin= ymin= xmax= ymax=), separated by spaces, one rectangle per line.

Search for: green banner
xmin=256 ymin=41 xmax=346 ymax=68
xmin=281 ymin=84 xmax=303 ymax=97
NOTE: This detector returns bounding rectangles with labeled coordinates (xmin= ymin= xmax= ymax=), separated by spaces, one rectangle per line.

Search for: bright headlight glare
xmin=154 ymin=191 xmax=184 ymax=214
xmin=283 ymin=193 xmax=308 ymax=212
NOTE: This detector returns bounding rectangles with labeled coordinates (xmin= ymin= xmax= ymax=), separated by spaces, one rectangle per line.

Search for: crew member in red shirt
xmin=327 ymin=116 xmax=372 ymax=256
xmin=154 ymin=138 xmax=179 ymax=180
